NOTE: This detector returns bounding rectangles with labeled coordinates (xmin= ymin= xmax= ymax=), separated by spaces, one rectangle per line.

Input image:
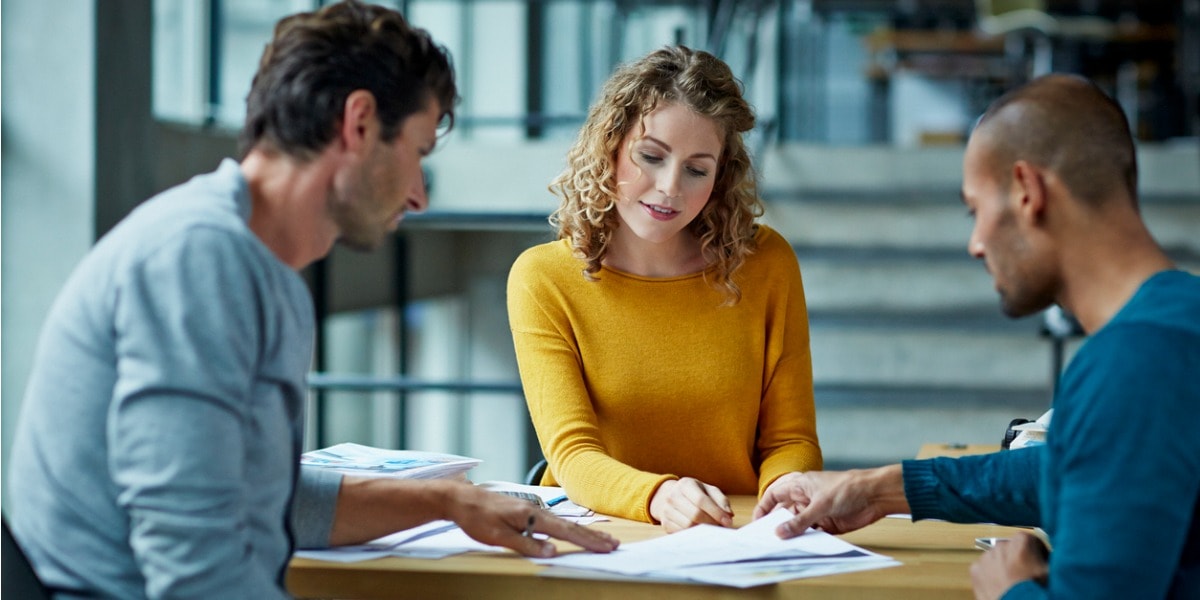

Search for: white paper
xmin=659 ymin=556 xmax=901 ymax=588
xmin=536 ymin=508 xmax=887 ymax=578
xmin=293 ymin=548 xmax=395 ymax=563
xmin=300 ymin=443 xmax=481 ymax=480
xmin=475 ymin=481 xmax=594 ymax=518
xmin=294 ymin=505 xmax=608 ymax=563
xmin=293 ymin=520 xmax=467 ymax=562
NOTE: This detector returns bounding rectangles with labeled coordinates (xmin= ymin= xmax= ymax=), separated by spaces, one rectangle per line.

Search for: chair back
xmin=524 ymin=458 xmax=549 ymax=486
xmin=2 ymin=515 xmax=51 ymax=600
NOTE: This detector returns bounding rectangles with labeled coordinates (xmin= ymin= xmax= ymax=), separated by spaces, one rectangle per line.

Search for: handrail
xmin=305 ymin=373 xmax=539 ymax=471
xmin=307 ymin=373 xmax=524 ymax=395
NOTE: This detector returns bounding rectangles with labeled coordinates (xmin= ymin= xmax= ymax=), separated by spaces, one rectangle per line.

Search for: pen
xmin=546 ymin=495 xmax=569 ymax=507
xmin=522 ymin=514 xmax=536 ymax=538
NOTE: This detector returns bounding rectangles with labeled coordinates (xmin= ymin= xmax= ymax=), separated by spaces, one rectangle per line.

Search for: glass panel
xmin=216 ymin=0 xmax=316 ymax=125
xmin=409 ymin=0 xmax=528 ymax=141
xmin=152 ymin=0 xmax=208 ymax=123
xmin=151 ymin=0 xmax=1194 ymax=142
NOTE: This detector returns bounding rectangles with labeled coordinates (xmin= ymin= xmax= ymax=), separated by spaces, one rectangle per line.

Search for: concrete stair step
xmin=812 ymin=382 xmax=1051 ymax=468
xmin=796 ymin=243 xmax=1199 ymax=314
xmin=809 ymin=307 xmax=1036 ymax=332
xmin=765 ymin=193 xmax=1200 ymax=253
xmin=797 ymin=248 xmax=995 ymax=312
xmin=809 ymin=325 xmax=1072 ymax=389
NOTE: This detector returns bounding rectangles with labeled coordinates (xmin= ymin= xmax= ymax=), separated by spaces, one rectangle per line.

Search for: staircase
xmin=759 ymin=144 xmax=1200 ymax=468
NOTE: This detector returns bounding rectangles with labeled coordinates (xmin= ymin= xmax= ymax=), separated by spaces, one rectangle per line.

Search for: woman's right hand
xmin=649 ymin=477 xmax=734 ymax=532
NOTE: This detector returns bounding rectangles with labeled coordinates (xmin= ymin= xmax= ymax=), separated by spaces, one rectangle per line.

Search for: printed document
xmin=536 ymin=508 xmax=897 ymax=587
xmin=300 ymin=442 xmax=481 ymax=480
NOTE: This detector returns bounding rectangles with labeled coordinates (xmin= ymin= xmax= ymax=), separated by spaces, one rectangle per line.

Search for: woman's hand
xmin=649 ymin=477 xmax=733 ymax=533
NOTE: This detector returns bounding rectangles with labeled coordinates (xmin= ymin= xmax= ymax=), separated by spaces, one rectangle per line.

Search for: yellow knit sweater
xmin=507 ymin=225 xmax=822 ymax=522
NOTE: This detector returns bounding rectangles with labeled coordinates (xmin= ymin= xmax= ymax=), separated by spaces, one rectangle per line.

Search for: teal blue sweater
xmin=903 ymin=270 xmax=1200 ymax=599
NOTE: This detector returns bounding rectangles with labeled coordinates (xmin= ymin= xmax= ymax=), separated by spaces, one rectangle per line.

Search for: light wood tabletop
xmin=916 ymin=442 xmax=1002 ymax=459
xmin=287 ymin=494 xmax=1023 ymax=599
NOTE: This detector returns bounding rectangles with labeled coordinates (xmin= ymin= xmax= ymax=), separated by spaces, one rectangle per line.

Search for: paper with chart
xmin=300 ymin=442 xmax=481 ymax=480
xmin=536 ymin=508 xmax=898 ymax=587
xmin=476 ymin=481 xmax=598 ymax=519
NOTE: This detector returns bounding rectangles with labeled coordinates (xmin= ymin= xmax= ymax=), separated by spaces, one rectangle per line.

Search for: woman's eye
xmin=687 ymin=167 xmax=709 ymax=177
xmin=638 ymin=153 xmax=663 ymax=164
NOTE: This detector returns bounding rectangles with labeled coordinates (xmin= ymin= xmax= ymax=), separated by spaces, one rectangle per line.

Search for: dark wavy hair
xmin=549 ymin=45 xmax=762 ymax=304
xmin=239 ymin=0 xmax=458 ymax=159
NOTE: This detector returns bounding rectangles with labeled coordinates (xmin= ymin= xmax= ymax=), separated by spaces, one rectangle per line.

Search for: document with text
xmin=536 ymin=508 xmax=898 ymax=587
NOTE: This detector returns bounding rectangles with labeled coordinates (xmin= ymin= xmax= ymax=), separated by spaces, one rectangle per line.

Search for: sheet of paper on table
xmin=536 ymin=508 xmax=898 ymax=588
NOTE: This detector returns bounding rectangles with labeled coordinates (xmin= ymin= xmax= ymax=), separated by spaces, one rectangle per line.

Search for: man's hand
xmin=444 ymin=484 xmax=619 ymax=557
xmin=649 ymin=477 xmax=734 ymax=533
xmin=753 ymin=466 xmax=909 ymax=538
xmin=969 ymin=532 xmax=1049 ymax=600
xmin=327 ymin=477 xmax=616 ymax=557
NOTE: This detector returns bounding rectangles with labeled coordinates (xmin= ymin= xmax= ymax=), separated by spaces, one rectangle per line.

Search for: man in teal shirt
xmin=755 ymin=75 xmax=1200 ymax=599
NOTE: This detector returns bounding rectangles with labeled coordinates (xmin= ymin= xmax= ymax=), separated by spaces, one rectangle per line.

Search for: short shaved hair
xmin=975 ymin=74 xmax=1138 ymax=208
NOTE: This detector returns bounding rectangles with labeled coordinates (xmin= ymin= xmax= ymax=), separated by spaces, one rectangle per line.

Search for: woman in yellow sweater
xmin=507 ymin=46 xmax=822 ymax=531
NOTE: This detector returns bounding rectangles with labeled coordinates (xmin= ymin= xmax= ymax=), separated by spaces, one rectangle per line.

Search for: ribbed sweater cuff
xmin=900 ymin=459 xmax=941 ymax=521
xmin=292 ymin=467 xmax=344 ymax=549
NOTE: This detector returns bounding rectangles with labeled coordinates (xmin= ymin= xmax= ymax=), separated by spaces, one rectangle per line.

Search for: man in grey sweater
xmin=6 ymin=2 xmax=616 ymax=598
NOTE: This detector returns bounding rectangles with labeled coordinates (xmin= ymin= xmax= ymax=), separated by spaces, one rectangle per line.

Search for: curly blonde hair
xmin=548 ymin=45 xmax=763 ymax=304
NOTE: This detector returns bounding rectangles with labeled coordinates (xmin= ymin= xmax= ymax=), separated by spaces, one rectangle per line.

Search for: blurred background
xmin=4 ymin=0 xmax=1199 ymax=492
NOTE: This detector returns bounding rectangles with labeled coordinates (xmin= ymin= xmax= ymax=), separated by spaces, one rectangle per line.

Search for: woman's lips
xmin=641 ymin=202 xmax=678 ymax=221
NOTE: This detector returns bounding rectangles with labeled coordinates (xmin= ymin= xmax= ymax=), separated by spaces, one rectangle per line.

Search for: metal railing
xmin=305 ymin=373 xmax=543 ymax=474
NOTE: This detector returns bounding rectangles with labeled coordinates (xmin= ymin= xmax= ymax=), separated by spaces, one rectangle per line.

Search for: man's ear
xmin=339 ymin=90 xmax=379 ymax=154
xmin=1011 ymin=160 xmax=1047 ymax=223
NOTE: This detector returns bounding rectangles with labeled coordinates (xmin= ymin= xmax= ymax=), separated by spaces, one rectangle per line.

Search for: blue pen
xmin=546 ymin=495 xmax=569 ymax=507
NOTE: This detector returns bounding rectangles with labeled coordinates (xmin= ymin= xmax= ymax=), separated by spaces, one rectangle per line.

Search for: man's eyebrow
xmin=641 ymin=135 xmax=717 ymax=162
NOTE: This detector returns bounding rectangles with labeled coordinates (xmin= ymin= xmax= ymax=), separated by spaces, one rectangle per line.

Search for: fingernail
xmin=540 ymin=543 xmax=555 ymax=558
xmin=777 ymin=523 xmax=792 ymax=537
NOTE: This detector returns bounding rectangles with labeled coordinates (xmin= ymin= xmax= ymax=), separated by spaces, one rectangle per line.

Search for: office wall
xmin=1 ymin=2 xmax=98 ymax=503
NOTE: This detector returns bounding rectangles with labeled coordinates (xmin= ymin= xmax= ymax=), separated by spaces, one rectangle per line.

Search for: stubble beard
xmin=328 ymin=162 xmax=394 ymax=253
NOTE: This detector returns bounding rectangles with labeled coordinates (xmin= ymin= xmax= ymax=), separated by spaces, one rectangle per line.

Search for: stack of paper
xmin=1010 ymin=409 xmax=1053 ymax=450
xmin=300 ymin=442 xmax=481 ymax=480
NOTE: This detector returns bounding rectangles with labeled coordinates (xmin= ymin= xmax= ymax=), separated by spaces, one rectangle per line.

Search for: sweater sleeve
xmin=1021 ymin=324 xmax=1199 ymax=599
xmin=901 ymin=448 xmax=1042 ymax=526
xmin=507 ymin=251 xmax=674 ymax=522
xmin=292 ymin=467 xmax=344 ymax=549
xmin=755 ymin=233 xmax=823 ymax=493
xmin=109 ymin=228 xmax=289 ymax=600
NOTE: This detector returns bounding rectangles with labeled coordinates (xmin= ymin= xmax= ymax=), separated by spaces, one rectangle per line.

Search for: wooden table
xmin=916 ymin=442 xmax=1001 ymax=459
xmin=287 ymin=495 xmax=1023 ymax=599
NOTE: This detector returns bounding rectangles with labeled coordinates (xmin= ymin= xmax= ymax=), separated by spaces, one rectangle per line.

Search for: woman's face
xmin=612 ymin=102 xmax=723 ymax=247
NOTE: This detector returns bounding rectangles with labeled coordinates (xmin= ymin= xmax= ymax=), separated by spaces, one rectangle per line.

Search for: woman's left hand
xmin=649 ymin=477 xmax=734 ymax=533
